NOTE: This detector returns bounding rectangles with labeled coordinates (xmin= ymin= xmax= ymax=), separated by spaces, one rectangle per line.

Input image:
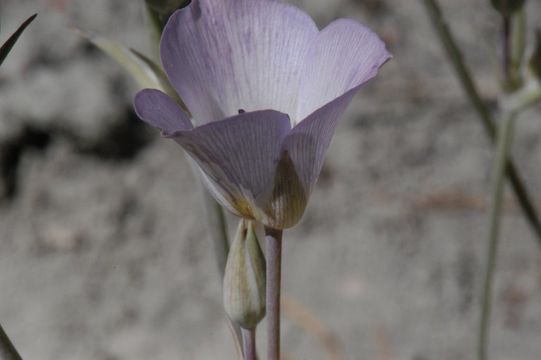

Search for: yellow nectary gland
xmin=228 ymin=152 xmax=308 ymax=230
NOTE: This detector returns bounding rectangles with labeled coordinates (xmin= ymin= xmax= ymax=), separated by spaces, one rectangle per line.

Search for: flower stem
xmin=242 ymin=328 xmax=256 ymax=360
xmin=0 ymin=323 xmax=23 ymax=360
xmin=265 ymin=227 xmax=283 ymax=360
xmin=478 ymin=110 xmax=517 ymax=360
xmin=422 ymin=0 xmax=541 ymax=248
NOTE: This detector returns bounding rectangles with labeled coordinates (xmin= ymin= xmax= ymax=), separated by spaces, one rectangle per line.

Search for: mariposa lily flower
xmin=134 ymin=0 xmax=391 ymax=229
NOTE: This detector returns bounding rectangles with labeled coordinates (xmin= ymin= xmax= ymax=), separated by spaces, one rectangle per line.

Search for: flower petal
xmin=173 ymin=110 xmax=292 ymax=220
xmin=283 ymin=19 xmax=391 ymax=193
xmin=134 ymin=89 xmax=192 ymax=136
xmin=296 ymin=18 xmax=391 ymax=122
xmin=160 ymin=0 xmax=318 ymax=124
xmin=282 ymin=89 xmax=357 ymax=195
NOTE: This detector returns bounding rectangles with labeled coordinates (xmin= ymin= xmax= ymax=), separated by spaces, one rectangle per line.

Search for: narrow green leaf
xmin=0 ymin=13 xmax=37 ymax=67
xmin=75 ymin=29 xmax=162 ymax=90
xmin=128 ymin=48 xmax=187 ymax=111
xmin=74 ymin=29 xmax=188 ymax=112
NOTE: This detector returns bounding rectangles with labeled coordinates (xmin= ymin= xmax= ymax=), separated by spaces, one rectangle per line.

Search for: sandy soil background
xmin=1 ymin=0 xmax=541 ymax=359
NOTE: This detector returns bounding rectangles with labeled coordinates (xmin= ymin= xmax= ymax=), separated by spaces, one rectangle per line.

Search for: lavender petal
xmin=174 ymin=110 xmax=292 ymax=219
xmin=296 ymin=18 xmax=391 ymax=122
xmin=160 ymin=0 xmax=318 ymax=124
xmin=134 ymin=89 xmax=192 ymax=136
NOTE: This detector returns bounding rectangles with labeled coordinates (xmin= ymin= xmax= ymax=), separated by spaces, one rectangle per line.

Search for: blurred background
xmin=1 ymin=0 xmax=541 ymax=359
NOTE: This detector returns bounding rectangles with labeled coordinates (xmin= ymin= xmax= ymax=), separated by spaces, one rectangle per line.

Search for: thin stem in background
xmin=0 ymin=323 xmax=23 ymax=360
xmin=422 ymin=0 xmax=541 ymax=247
xmin=200 ymin=186 xmax=244 ymax=357
xmin=478 ymin=111 xmax=517 ymax=360
xmin=511 ymin=9 xmax=526 ymax=76
xmin=502 ymin=15 xmax=512 ymax=89
xmin=241 ymin=328 xmax=256 ymax=360
xmin=201 ymin=188 xmax=230 ymax=277
xmin=265 ymin=227 xmax=283 ymax=360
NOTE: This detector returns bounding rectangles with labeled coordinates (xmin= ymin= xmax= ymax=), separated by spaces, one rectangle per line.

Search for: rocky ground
xmin=1 ymin=0 xmax=541 ymax=359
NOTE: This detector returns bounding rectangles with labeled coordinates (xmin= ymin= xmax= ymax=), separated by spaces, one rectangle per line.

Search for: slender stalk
xmin=511 ymin=9 xmax=526 ymax=74
xmin=422 ymin=0 xmax=541 ymax=247
xmin=502 ymin=15 xmax=512 ymax=89
xmin=478 ymin=110 xmax=517 ymax=360
xmin=0 ymin=323 xmax=23 ymax=360
xmin=242 ymin=328 xmax=256 ymax=360
xmin=265 ymin=227 xmax=283 ymax=360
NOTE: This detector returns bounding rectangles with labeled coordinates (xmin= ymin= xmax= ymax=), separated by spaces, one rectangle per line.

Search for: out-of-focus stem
xmin=201 ymin=188 xmax=230 ymax=277
xmin=241 ymin=328 xmax=256 ymax=360
xmin=200 ymin=187 xmax=244 ymax=356
xmin=265 ymin=227 xmax=283 ymax=360
xmin=511 ymin=9 xmax=526 ymax=88
xmin=504 ymin=80 xmax=541 ymax=111
xmin=0 ymin=323 xmax=23 ymax=360
xmin=502 ymin=16 xmax=512 ymax=89
xmin=478 ymin=110 xmax=517 ymax=360
xmin=422 ymin=0 xmax=541 ymax=247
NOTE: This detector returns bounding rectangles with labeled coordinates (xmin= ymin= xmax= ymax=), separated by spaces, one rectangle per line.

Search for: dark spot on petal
xmin=238 ymin=109 xmax=246 ymax=114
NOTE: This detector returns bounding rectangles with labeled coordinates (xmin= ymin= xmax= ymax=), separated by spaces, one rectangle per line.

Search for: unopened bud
xmin=490 ymin=0 xmax=526 ymax=16
xmin=223 ymin=219 xmax=266 ymax=330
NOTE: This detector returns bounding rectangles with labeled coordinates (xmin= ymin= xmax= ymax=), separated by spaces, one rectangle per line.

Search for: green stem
xmin=510 ymin=9 xmax=526 ymax=89
xmin=422 ymin=0 xmax=541 ymax=247
xmin=0 ymin=323 xmax=23 ymax=360
xmin=265 ymin=227 xmax=283 ymax=360
xmin=478 ymin=111 xmax=517 ymax=360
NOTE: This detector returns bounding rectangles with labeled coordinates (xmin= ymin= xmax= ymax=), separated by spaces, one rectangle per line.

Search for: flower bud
xmin=490 ymin=0 xmax=526 ymax=16
xmin=223 ymin=219 xmax=266 ymax=330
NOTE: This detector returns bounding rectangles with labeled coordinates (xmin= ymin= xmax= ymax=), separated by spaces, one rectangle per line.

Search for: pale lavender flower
xmin=134 ymin=0 xmax=391 ymax=229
